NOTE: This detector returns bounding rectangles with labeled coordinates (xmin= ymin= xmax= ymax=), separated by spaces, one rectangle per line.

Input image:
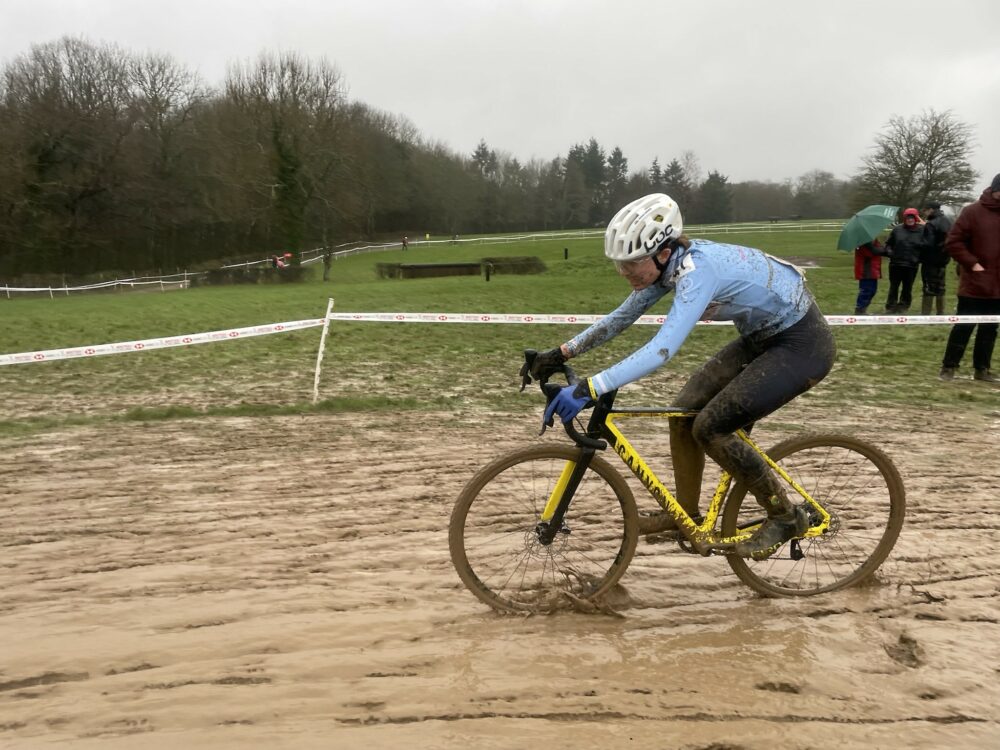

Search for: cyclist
xmin=524 ymin=193 xmax=837 ymax=560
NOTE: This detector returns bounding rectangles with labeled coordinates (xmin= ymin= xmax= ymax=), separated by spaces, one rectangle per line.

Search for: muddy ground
xmin=2 ymin=402 xmax=999 ymax=749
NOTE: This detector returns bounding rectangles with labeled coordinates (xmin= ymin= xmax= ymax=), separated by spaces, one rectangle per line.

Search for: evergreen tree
xmin=662 ymin=158 xmax=691 ymax=208
xmin=696 ymin=171 xmax=733 ymax=223
xmin=606 ymin=146 xmax=629 ymax=216
xmin=648 ymin=158 xmax=663 ymax=192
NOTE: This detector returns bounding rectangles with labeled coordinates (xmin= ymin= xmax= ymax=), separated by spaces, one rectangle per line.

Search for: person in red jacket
xmin=853 ymin=238 xmax=890 ymax=314
xmin=940 ymin=173 xmax=1000 ymax=383
xmin=884 ymin=208 xmax=928 ymax=313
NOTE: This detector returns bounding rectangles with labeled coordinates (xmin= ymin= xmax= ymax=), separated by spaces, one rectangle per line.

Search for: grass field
xmin=1 ymin=227 xmax=994 ymax=435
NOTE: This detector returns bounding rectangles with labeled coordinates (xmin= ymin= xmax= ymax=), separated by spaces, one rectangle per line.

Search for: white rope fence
xmin=2 ymin=222 xmax=845 ymax=296
xmin=0 ymin=317 xmax=326 ymax=366
xmin=4 ymin=308 xmax=998 ymax=367
xmin=1 ymin=276 xmax=191 ymax=297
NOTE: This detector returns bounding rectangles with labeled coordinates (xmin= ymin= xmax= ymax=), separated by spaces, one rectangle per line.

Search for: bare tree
xmin=680 ymin=150 xmax=703 ymax=191
xmin=794 ymin=169 xmax=850 ymax=219
xmin=854 ymin=109 xmax=977 ymax=210
xmin=730 ymin=180 xmax=795 ymax=222
xmin=224 ymin=51 xmax=349 ymax=254
xmin=125 ymin=52 xmax=207 ymax=270
xmin=2 ymin=37 xmax=138 ymax=272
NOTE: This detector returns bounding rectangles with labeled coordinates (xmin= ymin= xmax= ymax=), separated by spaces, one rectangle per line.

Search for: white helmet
xmin=604 ymin=193 xmax=683 ymax=262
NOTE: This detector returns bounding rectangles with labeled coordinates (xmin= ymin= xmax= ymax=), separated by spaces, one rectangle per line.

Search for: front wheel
xmin=449 ymin=445 xmax=639 ymax=613
xmin=722 ymin=434 xmax=905 ymax=597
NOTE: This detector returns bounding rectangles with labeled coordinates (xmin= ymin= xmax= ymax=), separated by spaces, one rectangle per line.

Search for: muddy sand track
xmin=1 ymin=404 xmax=999 ymax=749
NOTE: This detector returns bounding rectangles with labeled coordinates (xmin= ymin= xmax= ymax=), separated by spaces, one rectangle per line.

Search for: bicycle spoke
xmin=451 ymin=447 xmax=636 ymax=611
xmin=724 ymin=436 xmax=904 ymax=596
xmin=555 ymin=543 xmax=618 ymax=576
xmin=484 ymin=546 xmax=536 ymax=595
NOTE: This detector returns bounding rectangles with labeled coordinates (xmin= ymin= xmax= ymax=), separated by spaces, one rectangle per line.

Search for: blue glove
xmin=543 ymin=380 xmax=596 ymax=427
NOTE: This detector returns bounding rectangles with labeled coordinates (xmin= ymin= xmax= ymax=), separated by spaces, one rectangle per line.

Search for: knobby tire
xmin=721 ymin=433 xmax=905 ymax=597
xmin=449 ymin=444 xmax=639 ymax=613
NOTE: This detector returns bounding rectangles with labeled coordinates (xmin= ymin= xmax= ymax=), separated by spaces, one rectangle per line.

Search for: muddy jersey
xmin=565 ymin=239 xmax=813 ymax=396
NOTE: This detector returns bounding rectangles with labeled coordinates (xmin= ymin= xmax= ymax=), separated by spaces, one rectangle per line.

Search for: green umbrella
xmin=836 ymin=205 xmax=899 ymax=251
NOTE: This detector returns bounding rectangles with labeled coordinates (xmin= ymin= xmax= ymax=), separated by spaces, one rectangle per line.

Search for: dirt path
xmin=2 ymin=404 xmax=999 ymax=748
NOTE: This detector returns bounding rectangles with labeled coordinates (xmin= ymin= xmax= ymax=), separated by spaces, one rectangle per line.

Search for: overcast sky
xmin=3 ymin=0 xmax=999 ymax=188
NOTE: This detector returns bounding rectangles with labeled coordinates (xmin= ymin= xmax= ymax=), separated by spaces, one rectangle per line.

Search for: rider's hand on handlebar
xmin=519 ymin=346 xmax=567 ymax=386
xmin=542 ymin=380 xmax=596 ymax=427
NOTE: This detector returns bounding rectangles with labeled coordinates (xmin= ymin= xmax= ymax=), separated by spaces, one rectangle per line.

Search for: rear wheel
xmin=449 ymin=445 xmax=638 ymax=612
xmin=722 ymin=434 xmax=905 ymax=597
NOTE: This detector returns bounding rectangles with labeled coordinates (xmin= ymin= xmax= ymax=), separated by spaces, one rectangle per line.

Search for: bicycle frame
xmin=540 ymin=401 xmax=832 ymax=555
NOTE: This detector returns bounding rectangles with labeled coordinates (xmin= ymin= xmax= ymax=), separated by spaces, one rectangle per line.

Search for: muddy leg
xmin=669 ymin=338 xmax=758 ymax=516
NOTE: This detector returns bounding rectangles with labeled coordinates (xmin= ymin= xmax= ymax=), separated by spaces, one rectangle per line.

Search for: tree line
xmin=0 ymin=37 xmax=979 ymax=278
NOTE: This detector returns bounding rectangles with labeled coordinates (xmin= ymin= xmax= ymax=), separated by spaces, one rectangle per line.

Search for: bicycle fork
xmin=535 ymin=449 xmax=596 ymax=545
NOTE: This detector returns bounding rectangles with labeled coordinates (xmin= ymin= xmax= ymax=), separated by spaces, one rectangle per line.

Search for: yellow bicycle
xmin=449 ymin=351 xmax=906 ymax=612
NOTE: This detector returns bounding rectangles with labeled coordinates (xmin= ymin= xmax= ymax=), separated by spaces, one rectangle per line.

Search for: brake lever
xmin=524 ymin=352 xmax=603 ymax=448
xmin=538 ymin=382 xmax=562 ymax=435
xmin=519 ymin=349 xmax=538 ymax=392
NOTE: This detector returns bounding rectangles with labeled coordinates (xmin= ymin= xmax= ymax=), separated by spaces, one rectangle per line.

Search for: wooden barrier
xmin=375 ymin=257 xmax=546 ymax=280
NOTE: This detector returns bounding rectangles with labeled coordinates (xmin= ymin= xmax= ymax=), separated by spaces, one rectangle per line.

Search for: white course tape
xmin=5 ymin=312 xmax=1000 ymax=367
xmin=325 ymin=312 xmax=1000 ymax=327
xmin=0 ymin=318 xmax=325 ymax=366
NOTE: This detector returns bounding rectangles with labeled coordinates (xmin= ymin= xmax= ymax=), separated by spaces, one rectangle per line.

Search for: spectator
xmin=884 ymin=208 xmax=928 ymax=313
xmin=322 ymin=249 xmax=332 ymax=281
xmin=853 ymin=238 xmax=890 ymax=315
xmin=920 ymin=200 xmax=953 ymax=314
xmin=939 ymin=173 xmax=1000 ymax=383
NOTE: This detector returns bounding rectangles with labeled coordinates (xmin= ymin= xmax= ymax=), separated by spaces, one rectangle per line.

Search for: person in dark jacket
xmin=853 ymin=238 xmax=890 ymax=314
xmin=884 ymin=208 xmax=929 ymax=313
xmin=940 ymin=174 xmax=1000 ymax=383
xmin=920 ymin=201 xmax=953 ymax=315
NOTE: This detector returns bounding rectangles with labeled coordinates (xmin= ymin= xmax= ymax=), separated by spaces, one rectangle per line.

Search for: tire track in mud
xmin=1 ymin=406 xmax=999 ymax=747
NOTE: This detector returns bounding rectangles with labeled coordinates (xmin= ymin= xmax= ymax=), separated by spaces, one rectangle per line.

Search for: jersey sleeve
xmin=590 ymin=267 xmax=716 ymax=395
xmin=564 ymin=284 xmax=666 ymax=357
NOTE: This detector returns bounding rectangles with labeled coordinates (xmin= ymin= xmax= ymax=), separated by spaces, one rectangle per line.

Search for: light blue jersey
xmin=565 ymin=239 xmax=813 ymax=396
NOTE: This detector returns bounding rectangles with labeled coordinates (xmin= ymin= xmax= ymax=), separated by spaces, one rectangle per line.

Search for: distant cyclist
xmin=523 ymin=194 xmax=837 ymax=560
